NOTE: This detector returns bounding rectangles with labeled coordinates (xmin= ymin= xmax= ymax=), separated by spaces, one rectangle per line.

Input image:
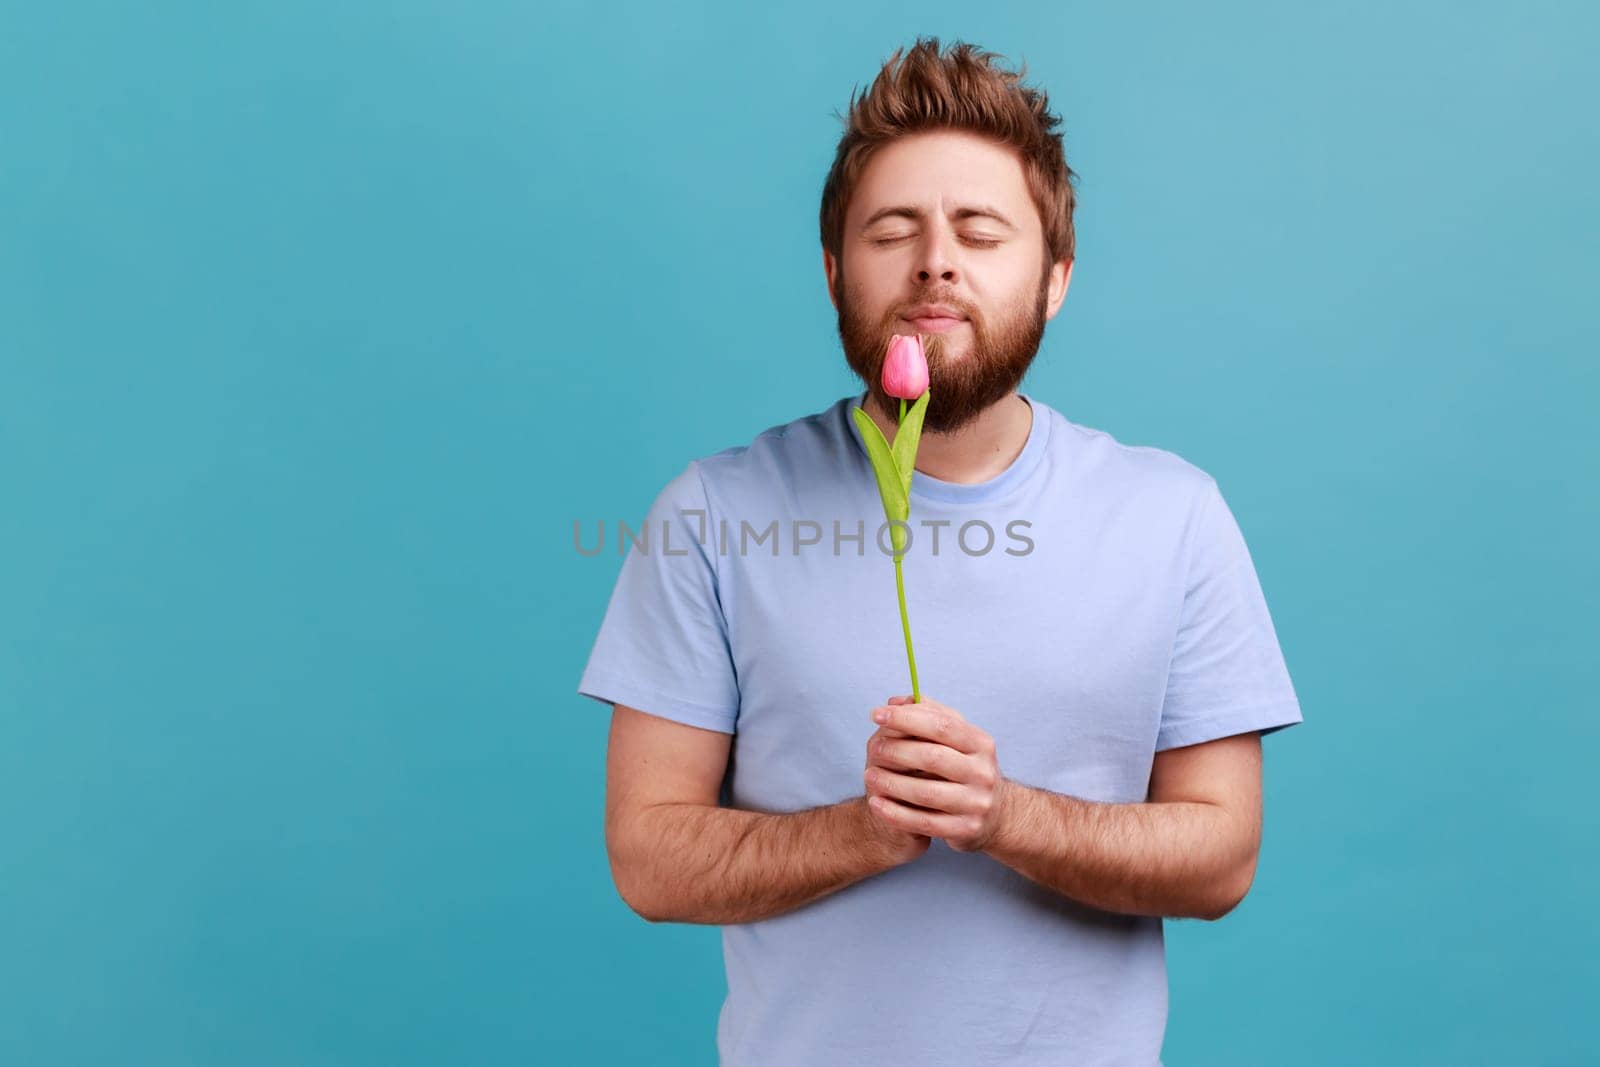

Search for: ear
xmin=1044 ymin=258 xmax=1074 ymax=321
xmin=823 ymin=247 xmax=840 ymax=311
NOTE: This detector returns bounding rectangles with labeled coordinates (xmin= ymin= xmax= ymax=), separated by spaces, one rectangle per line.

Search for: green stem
xmin=892 ymin=396 xmax=919 ymax=701
xmin=894 ymin=553 xmax=920 ymax=702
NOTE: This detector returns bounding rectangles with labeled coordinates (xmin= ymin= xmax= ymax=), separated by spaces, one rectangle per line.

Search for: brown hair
xmin=819 ymin=36 xmax=1078 ymax=274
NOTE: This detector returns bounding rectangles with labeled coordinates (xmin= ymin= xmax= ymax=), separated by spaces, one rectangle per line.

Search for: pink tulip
xmin=882 ymin=333 xmax=929 ymax=399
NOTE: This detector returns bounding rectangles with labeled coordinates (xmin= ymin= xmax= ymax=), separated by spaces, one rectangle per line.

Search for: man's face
xmin=826 ymin=129 xmax=1072 ymax=435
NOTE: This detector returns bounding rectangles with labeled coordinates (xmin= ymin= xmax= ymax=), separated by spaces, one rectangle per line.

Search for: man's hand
xmin=856 ymin=791 xmax=932 ymax=866
xmin=857 ymin=696 xmax=933 ymax=865
xmin=862 ymin=694 xmax=1012 ymax=853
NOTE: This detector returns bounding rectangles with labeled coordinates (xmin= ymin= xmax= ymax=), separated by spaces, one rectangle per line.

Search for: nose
xmin=914 ymin=226 xmax=959 ymax=286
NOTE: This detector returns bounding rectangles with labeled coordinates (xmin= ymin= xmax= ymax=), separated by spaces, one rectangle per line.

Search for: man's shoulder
xmin=635 ymin=395 xmax=853 ymax=524
xmin=1038 ymin=400 xmax=1218 ymax=503
xmin=690 ymin=394 xmax=854 ymax=490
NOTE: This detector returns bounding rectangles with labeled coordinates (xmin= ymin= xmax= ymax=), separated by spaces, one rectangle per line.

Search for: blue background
xmin=3 ymin=1 xmax=1595 ymax=1063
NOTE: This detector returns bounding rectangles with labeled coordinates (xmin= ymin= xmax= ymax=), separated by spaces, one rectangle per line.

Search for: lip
xmin=903 ymin=315 xmax=967 ymax=333
xmin=905 ymin=304 xmax=965 ymax=320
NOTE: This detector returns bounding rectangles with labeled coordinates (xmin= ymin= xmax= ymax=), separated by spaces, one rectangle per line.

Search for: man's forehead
xmin=849 ymin=134 xmax=1032 ymax=230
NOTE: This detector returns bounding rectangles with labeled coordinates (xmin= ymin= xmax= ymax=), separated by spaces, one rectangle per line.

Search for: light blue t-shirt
xmin=578 ymin=389 xmax=1303 ymax=1066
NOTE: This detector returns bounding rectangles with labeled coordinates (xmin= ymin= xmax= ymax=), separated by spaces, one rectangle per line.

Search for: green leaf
xmin=851 ymin=406 xmax=908 ymax=522
xmin=890 ymin=389 xmax=930 ymax=501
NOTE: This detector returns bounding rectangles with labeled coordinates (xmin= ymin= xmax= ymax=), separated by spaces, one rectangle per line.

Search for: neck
xmin=865 ymin=390 xmax=1033 ymax=485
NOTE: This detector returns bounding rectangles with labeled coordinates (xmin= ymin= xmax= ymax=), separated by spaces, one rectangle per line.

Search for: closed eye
xmin=871 ymin=236 xmax=1002 ymax=248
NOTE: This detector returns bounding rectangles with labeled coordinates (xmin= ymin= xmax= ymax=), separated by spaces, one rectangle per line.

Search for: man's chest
xmin=719 ymin=525 xmax=1183 ymax=811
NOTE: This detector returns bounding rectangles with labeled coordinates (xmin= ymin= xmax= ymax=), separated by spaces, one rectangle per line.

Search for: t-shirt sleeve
xmin=1156 ymin=477 xmax=1304 ymax=751
xmin=576 ymin=460 xmax=740 ymax=734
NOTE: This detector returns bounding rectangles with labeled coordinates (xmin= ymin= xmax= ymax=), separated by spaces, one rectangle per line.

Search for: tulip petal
xmin=890 ymin=388 xmax=930 ymax=501
xmin=881 ymin=334 xmax=930 ymax=400
xmin=851 ymin=406 xmax=909 ymax=522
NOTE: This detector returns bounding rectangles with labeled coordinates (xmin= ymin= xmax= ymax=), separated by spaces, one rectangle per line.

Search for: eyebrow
xmin=860 ymin=203 xmax=1018 ymax=232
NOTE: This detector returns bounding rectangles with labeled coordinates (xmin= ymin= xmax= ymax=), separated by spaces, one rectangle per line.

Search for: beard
xmin=835 ymin=261 xmax=1050 ymax=435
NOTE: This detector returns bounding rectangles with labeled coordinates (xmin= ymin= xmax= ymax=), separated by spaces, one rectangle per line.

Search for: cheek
xmin=989 ymin=246 xmax=1043 ymax=290
xmin=847 ymin=258 xmax=905 ymax=308
xmin=997 ymin=258 xmax=1041 ymax=299
xmin=858 ymin=281 xmax=896 ymax=319
xmin=977 ymin=271 xmax=1040 ymax=323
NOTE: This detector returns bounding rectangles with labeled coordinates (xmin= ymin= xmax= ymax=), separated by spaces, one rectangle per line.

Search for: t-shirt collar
xmin=846 ymin=388 xmax=1051 ymax=506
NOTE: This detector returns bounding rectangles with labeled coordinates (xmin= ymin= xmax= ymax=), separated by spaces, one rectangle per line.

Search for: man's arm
xmin=864 ymin=698 xmax=1262 ymax=921
xmin=605 ymin=702 xmax=928 ymax=925
xmin=983 ymin=731 xmax=1262 ymax=921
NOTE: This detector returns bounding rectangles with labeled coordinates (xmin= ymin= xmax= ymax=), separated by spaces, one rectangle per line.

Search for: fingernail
xmin=872 ymin=709 xmax=888 ymax=723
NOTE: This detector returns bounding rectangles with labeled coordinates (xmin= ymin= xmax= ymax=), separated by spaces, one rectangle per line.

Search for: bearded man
xmin=579 ymin=35 xmax=1303 ymax=1067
